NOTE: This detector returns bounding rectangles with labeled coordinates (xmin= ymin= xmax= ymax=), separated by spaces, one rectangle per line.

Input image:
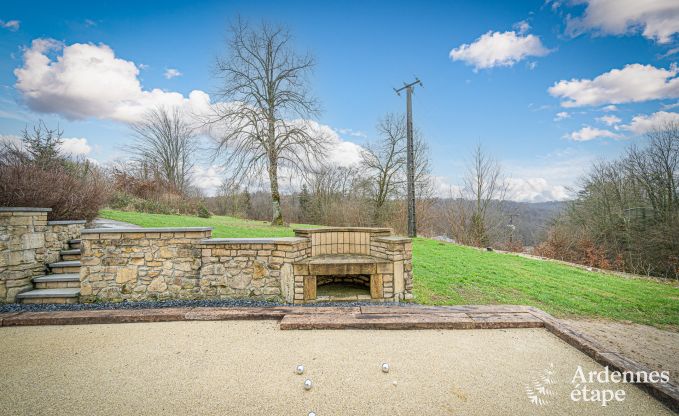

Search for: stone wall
xmin=199 ymin=238 xmax=309 ymax=302
xmin=0 ymin=209 xmax=88 ymax=302
xmin=79 ymin=228 xmax=211 ymax=302
xmin=370 ymin=236 xmax=414 ymax=300
xmin=79 ymin=226 xmax=413 ymax=304
xmin=0 ymin=208 xmax=51 ymax=302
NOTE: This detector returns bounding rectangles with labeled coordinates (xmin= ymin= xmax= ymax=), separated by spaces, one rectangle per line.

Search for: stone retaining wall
xmin=79 ymin=228 xmax=212 ymax=302
xmin=199 ymin=238 xmax=309 ymax=302
xmin=0 ymin=208 xmax=86 ymax=302
xmin=79 ymin=228 xmax=413 ymax=303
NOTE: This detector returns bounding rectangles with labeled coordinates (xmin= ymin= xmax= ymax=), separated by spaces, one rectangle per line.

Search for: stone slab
xmin=81 ymin=227 xmax=213 ymax=234
xmin=32 ymin=274 xmax=80 ymax=283
xmin=0 ymin=207 xmax=51 ymax=212
xmin=279 ymin=312 xmax=476 ymax=330
xmin=0 ymin=313 xmax=19 ymax=327
xmin=2 ymin=308 xmax=189 ymax=326
xmin=200 ymin=237 xmax=308 ymax=245
xmin=184 ymin=307 xmax=286 ymax=321
xmin=467 ymin=312 xmax=544 ymax=328
xmin=47 ymin=220 xmax=86 ymax=225
xmin=15 ymin=288 xmax=80 ymax=299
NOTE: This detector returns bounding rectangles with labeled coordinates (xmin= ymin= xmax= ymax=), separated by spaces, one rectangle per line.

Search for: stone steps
xmin=16 ymin=288 xmax=80 ymax=304
xmin=60 ymin=248 xmax=81 ymax=261
xmin=33 ymin=273 xmax=80 ymax=289
xmin=68 ymin=239 xmax=81 ymax=249
xmin=48 ymin=260 xmax=81 ymax=274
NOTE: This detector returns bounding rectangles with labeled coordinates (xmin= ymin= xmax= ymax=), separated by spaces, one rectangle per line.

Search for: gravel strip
xmin=0 ymin=299 xmax=404 ymax=313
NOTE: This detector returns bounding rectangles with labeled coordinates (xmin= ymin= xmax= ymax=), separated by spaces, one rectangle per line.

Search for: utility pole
xmin=395 ymin=78 xmax=422 ymax=238
xmin=507 ymin=213 xmax=519 ymax=244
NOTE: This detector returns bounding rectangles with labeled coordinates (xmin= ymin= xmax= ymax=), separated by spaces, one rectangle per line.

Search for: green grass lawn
xmin=99 ymin=209 xmax=679 ymax=328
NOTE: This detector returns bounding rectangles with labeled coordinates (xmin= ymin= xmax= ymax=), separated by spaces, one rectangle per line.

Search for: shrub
xmin=0 ymin=122 xmax=108 ymax=221
xmin=0 ymin=162 xmax=108 ymax=221
xmin=196 ymin=203 xmax=211 ymax=218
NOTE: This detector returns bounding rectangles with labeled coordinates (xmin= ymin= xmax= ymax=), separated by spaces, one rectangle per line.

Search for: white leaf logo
xmin=525 ymin=363 xmax=556 ymax=406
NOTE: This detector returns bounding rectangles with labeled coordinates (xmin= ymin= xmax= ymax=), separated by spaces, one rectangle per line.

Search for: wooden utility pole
xmin=507 ymin=213 xmax=519 ymax=244
xmin=395 ymin=78 xmax=422 ymax=238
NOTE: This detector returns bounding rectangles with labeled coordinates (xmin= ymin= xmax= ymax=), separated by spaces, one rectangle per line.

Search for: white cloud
xmin=602 ymin=104 xmax=618 ymax=112
xmin=504 ymin=148 xmax=599 ymax=202
xmin=548 ymin=63 xmax=679 ymax=107
xmin=59 ymin=137 xmax=91 ymax=156
xmin=554 ymin=111 xmax=570 ymax=121
xmin=192 ymin=165 xmax=225 ymax=195
xmin=661 ymin=101 xmax=679 ymax=110
xmin=621 ymin=110 xmax=679 ymax=134
xmin=164 ymin=68 xmax=182 ymax=79
xmin=566 ymin=0 xmax=679 ymax=44
xmin=14 ymin=38 xmax=210 ymax=123
xmin=507 ymin=177 xmax=571 ymax=202
xmin=0 ymin=134 xmax=21 ymax=147
xmin=0 ymin=20 xmax=20 ymax=31
xmin=566 ymin=126 xmax=621 ymax=141
xmin=449 ymin=30 xmax=550 ymax=70
xmin=300 ymin=121 xmax=364 ymax=167
xmin=596 ymin=115 xmax=621 ymax=126
xmin=337 ymin=128 xmax=368 ymax=138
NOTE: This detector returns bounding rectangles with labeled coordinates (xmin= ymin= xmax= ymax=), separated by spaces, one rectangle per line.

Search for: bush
xmin=0 ymin=121 xmax=108 ymax=221
xmin=0 ymin=162 xmax=108 ymax=221
xmin=196 ymin=203 xmax=211 ymax=218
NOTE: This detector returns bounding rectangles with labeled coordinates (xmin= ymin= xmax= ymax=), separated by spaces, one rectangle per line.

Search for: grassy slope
xmin=100 ymin=210 xmax=679 ymax=328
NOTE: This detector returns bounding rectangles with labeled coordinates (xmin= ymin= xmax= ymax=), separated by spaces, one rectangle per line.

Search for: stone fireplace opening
xmin=291 ymin=227 xmax=413 ymax=304
xmin=316 ymin=274 xmax=371 ymax=301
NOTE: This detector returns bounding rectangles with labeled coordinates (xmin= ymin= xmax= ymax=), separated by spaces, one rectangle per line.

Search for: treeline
xmin=537 ymin=122 xmax=679 ymax=279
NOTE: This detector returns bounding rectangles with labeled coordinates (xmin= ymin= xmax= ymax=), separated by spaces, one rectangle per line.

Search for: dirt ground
xmin=563 ymin=318 xmax=679 ymax=383
xmin=0 ymin=321 xmax=673 ymax=415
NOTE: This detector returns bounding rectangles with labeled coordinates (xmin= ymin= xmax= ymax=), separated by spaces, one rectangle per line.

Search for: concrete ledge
xmin=294 ymin=227 xmax=392 ymax=234
xmin=47 ymin=220 xmax=86 ymax=225
xmin=200 ymin=237 xmax=308 ymax=245
xmin=82 ymin=227 xmax=213 ymax=234
xmin=374 ymin=236 xmax=411 ymax=243
xmin=0 ymin=207 xmax=52 ymax=212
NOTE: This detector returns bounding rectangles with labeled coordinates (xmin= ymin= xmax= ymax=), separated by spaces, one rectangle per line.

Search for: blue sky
xmin=1 ymin=0 xmax=678 ymax=201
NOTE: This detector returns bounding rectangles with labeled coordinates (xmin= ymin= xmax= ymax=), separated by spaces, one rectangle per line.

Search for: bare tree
xmin=451 ymin=144 xmax=508 ymax=247
xmin=208 ymin=18 xmax=327 ymax=225
xmin=129 ymin=106 xmax=196 ymax=193
xmin=361 ymin=113 xmax=435 ymax=227
xmin=361 ymin=114 xmax=407 ymax=222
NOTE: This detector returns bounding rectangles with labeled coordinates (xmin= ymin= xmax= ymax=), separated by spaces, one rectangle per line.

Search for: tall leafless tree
xmin=361 ymin=113 xmax=433 ymax=225
xmin=208 ymin=19 xmax=327 ymax=225
xmin=361 ymin=114 xmax=407 ymax=222
xmin=129 ymin=106 xmax=196 ymax=193
xmin=451 ymin=144 xmax=508 ymax=247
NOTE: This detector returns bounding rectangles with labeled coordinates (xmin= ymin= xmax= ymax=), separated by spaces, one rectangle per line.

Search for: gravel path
xmin=0 ymin=321 xmax=672 ymax=415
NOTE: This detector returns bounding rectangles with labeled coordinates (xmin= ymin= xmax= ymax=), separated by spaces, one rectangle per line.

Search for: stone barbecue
xmin=291 ymin=228 xmax=412 ymax=303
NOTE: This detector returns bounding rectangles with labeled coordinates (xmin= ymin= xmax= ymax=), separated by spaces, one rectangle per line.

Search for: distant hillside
xmin=503 ymin=200 xmax=568 ymax=246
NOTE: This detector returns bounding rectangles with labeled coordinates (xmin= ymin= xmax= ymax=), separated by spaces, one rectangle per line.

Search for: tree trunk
xmin=268 ymin=154 xmax=284 ymax=226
